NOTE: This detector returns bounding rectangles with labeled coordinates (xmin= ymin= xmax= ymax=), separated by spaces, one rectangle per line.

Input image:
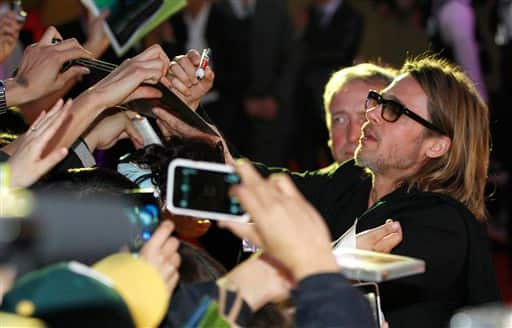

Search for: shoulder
xmin=392 ymin=189 xmax=477 ymax=232
xmin=361 ymin=188 xmax=474 ymax=233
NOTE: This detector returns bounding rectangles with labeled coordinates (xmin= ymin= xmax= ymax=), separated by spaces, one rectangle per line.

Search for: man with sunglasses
xmin=160 ymin=53 xmax=501 ymax=327
xmin=299 ymin=58 xmax=499 ymax=327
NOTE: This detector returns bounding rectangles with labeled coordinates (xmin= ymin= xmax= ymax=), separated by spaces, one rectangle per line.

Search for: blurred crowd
xmin=0 ymin=0 xmax=511 ymax=327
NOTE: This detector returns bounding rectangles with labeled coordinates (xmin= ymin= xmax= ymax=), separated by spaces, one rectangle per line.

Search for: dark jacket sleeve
xmin=292 ymin=273 xmax=375 ymax=328
xmin=163 ymin=282 xmax=253 ymax=327
xmin=49 ymin=139 xmax=93 ymax=175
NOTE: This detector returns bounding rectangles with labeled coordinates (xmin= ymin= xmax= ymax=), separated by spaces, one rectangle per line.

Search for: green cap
xmin=1 ymin=262 xmax=134 ymax=327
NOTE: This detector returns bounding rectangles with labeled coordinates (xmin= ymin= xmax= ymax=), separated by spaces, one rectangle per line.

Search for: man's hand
xmin=5 ymin=26 xmax=92 ymax=107
xmin=83 ymin=110 xmax=144 ymax=152
xmin=219 ymin=160 xmax=339 ymax=281
xmin=45 ymin=45 xmax=170 ymax=153
xmin=152 ymin=106 xmax=234 ymax=164
xmin=218 ymin=254 xmax=292 ymax=311
xmin=7 ymin=99 xmax=71 ymax=188
xmin=140 ymin=221 xmax=181 ymax=295
xmin=82 ymin=44 xmax=170 ymax=110
xmin=167 ymin=49 xmax=214 ymax=111
xmin=0 ymin=11 xmax=22 ymax=63
xmin=356 ymin=219 xmax=402 ymax=253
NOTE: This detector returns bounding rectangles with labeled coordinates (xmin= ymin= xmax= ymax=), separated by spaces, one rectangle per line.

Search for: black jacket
xmin=258 ymin=160 xmax=501 ymax=327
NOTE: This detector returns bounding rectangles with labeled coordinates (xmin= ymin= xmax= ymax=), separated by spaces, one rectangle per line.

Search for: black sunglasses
xmin=365 ymin=90 xmax=446 ymax=135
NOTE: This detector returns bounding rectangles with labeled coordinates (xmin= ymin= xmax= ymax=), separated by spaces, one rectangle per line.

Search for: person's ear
xmin=425 ymin=135 xmax=451 ymax=159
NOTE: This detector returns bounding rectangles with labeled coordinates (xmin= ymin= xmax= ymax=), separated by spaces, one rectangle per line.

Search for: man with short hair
xmin=322 ymin=63 xmax=395 ymax=165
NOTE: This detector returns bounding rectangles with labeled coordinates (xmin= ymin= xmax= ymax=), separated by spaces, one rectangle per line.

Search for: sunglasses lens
xmin=382 ymin=102 xmax=402 ymax=122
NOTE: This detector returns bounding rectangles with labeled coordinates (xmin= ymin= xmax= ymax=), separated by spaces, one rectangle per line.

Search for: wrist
xmin=84 ymin=39 xmax=109 ymax=59
xmin=76 ymin=88 xmax=107 ymax=115
xmin=3 ymin=78 xmax=28 ymax=107
xmin=292 ymin=254 xmax=340 ymax=281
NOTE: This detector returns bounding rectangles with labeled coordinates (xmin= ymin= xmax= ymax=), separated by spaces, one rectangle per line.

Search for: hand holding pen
xmin=167 ymin=49 xmax=214 ymax=111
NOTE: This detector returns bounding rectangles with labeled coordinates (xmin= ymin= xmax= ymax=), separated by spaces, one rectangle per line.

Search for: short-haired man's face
xmin=355 ymin=74 xmax=434 ymax=177
xmin=328 ymin=79 xmax=387 ymax=164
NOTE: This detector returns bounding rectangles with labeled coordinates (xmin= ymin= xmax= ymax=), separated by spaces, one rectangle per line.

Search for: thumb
xmin=39 ymin=26 xmax=62 ymax=45
xmin=370 ymin=220 xmax=401 ymax=240
xmin=373 ymin=231 xmax=403 ymax=253
xmin=143 ymin=220 xmax=175 ymax=254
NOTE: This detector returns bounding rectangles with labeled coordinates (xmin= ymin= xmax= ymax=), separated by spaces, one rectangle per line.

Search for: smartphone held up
xmin=166 ymin=159 xmax=249 ymax=222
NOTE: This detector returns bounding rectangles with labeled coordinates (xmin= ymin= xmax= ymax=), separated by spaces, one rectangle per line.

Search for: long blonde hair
xmin=401 ymin=56 xmax=490 ymax=221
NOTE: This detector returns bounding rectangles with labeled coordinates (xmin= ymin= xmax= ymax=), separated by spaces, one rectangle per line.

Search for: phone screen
xmin=172 ymin=166 xmax=245 ymax=217
xmin=123 ymin=190 xmax=160 ymax=250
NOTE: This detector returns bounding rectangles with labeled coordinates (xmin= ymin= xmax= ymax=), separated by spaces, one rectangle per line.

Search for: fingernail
xmin=392 ymin=222 xmax=400 ymax=231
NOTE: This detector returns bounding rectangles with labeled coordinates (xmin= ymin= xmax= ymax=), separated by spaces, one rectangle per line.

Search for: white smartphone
xmin=166 ymin=159 xmax=249 ymax=222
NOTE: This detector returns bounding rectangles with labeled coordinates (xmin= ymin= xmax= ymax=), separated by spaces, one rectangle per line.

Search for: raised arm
xmin=4 ymin=27 xmax=92 ymax=120
xmin=50 ymin=45 xmax=169 ymax=151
